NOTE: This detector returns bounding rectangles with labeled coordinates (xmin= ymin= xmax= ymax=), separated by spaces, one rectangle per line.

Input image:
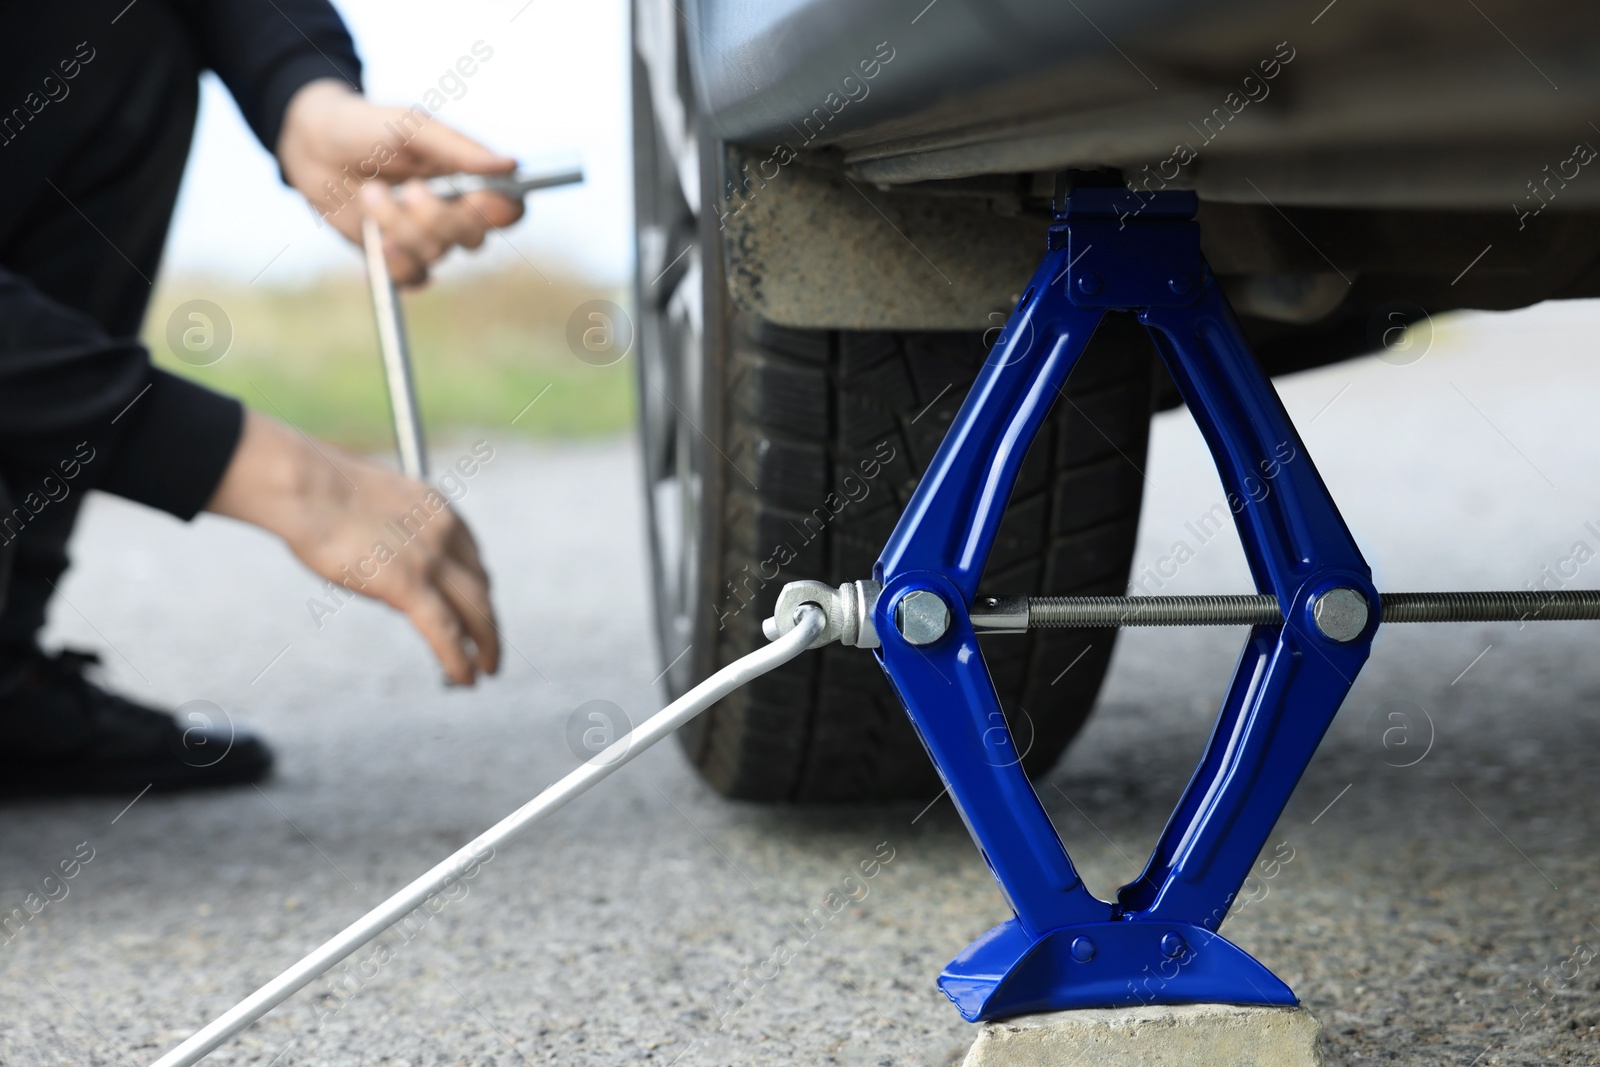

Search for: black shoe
xmin=0 ymin=646 xmax=273 ymax=799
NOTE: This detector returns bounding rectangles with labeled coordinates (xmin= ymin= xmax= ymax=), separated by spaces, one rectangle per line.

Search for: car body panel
xmin=686 ymin=0 xmax=1600 ymax=209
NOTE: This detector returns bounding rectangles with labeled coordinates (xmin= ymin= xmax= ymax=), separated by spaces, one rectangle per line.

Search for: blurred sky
xmin=162 ymin=0 xmax=632 ymax=285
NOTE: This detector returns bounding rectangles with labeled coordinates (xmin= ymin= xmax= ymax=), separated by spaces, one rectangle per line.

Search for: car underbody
xmin=657 ymin=0 xmax=1600 ymax=377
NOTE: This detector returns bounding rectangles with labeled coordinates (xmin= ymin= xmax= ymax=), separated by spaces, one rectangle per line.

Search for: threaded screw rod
xmin=969 ymin=590 xmax=1600 ymax=630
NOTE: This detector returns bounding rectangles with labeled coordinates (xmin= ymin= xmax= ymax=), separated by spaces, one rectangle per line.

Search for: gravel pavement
xmin=3 ymin=301 xmax=1600 ymax=1067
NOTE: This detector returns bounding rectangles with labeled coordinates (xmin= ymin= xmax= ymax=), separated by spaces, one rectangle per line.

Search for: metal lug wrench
xmin=360 ymin=167 xmax=583 ymax=479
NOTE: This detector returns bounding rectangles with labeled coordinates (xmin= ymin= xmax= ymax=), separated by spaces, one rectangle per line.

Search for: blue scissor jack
xmin=872 ymin=184 xmax=1376 ymax=1020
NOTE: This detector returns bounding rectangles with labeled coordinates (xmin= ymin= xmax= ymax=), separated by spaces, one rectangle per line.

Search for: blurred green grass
xmin=144 ymin=268 xmax=635 ymax=451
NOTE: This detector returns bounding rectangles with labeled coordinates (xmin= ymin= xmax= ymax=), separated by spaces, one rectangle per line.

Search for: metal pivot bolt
xmin=897 ymin=590 xmax=951 ymax=645
xmin=1312 ymin=587 xmax=1370 ymax=642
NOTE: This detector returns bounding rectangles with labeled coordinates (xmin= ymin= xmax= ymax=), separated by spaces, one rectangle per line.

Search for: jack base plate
xmin=940 ymin=918 xmax=1297 ymax=1022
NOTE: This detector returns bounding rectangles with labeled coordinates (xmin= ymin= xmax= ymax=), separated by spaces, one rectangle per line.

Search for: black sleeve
xmin=0 ymin=271 xmax=243 ymax=521
xmin=171 ymin=0 xmax=364 ymax=153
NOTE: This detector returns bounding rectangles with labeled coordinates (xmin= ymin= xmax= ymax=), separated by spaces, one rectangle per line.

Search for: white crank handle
xmin=147 ymin=604 xmax=826 ymax=1067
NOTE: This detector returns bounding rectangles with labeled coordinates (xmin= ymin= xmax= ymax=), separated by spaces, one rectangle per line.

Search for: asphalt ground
xmin=3 ymin=300 xmax=1600 ymax=1066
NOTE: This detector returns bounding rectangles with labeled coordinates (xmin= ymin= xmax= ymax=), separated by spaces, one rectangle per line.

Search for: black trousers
xmin=0 ymin=2 xmax=200 ymax=647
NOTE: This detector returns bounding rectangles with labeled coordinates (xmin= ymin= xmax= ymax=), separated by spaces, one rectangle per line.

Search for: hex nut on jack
xmin=896 ymin=590 xmax=951 ymax=645
xmin=1312 ymin=587 xmax=1369 ymax=642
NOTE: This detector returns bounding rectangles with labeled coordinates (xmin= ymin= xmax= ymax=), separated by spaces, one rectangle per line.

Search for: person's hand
xmin=276 ymin=78 xmax=525 ymax=286
xmin=206 ymin=410 xmax=500 ymax=685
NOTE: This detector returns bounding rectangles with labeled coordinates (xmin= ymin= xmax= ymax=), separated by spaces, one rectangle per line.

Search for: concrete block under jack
xmin=961 ymin=1003 xmax=1324 ymax=1067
